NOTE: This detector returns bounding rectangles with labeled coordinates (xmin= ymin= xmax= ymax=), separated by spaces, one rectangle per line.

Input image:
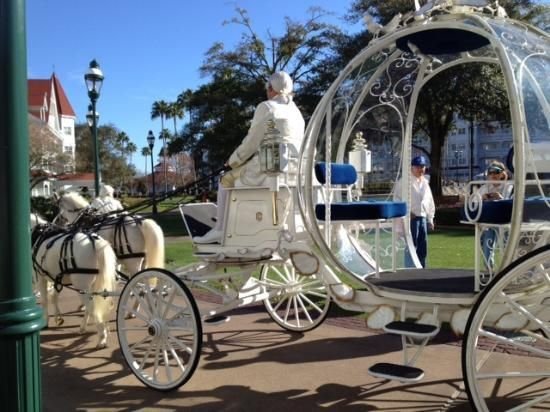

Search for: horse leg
xmin=50 ymin=286 xmax=64 ymax=326
xmin=124 ymin=258 xmax=145 ymax=319
xmin=38 ymin=277 xmax=49 ymax=328
xmin=77 ymin=294 xmax=86 ymax=312
xmin=95 ymin=320 xmax=109 ymax=349
xmin=79 ymin=294 xmax=92 ymax=334
xmin=92 ymin=295 xmax=112 ymax=349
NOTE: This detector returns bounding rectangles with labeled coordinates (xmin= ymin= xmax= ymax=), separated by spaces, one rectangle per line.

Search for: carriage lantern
xmin=259 ymin=119 xmax=290 ymax=175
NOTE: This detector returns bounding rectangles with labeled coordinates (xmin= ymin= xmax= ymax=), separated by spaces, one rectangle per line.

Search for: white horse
xmin=31 ymin=213 xmax=117 ymax=348
xmin=56 ymin=192 xmax=165 ymax=276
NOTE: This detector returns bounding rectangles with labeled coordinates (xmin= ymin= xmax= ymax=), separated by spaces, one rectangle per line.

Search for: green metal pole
xmin=91 ymin=97 xmax=100 ymax=196
xmin=0 ymin=0 xmax=46 ymax=410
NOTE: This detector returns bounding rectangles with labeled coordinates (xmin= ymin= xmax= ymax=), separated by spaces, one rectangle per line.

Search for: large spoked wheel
xmin=117 ymin=268 xmax=202 ymax=391
xmin=261 ymin=260 xmax=331 ymax=332
xmin=462 ymin=245 xmax=550 ymax=411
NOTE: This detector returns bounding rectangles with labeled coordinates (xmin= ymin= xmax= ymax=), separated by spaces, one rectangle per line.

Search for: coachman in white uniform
xmin=195 ymin=71 xmax=305 ymax=244
xmin=91 ymin=184 xmax=124 ymax=214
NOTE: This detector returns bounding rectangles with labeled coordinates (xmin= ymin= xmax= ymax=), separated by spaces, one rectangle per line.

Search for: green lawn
xmin=428 ymin=227 xmax=475 ymax=269
xmin=163 ymin=227 xmax=477 ymax=270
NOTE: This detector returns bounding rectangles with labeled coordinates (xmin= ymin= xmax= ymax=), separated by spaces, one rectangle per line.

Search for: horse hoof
xmin=96 ymin=342 xmax=107 ymax=349
xmin=77 ymin=305 xmax=85 ymax=312
xmin=125 ymin=313 xmax=136 ymax=320
xmin=55 ymin=317 xmax=64 ymax=326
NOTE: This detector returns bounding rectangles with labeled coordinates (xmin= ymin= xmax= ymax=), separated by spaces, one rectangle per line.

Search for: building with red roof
xmin=28 ymin=73 xmax=77 ymax=197
xmin=28 ymin=73 xmax=76 ymax=170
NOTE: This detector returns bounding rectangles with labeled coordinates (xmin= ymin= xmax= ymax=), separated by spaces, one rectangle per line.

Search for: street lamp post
xmin=147 ymin=131 xmax=158 ymax=215
xmin=161 ymin=131 xmax=168 ymax=193
xmin=84 ymin=59 xmax=104 ymax=197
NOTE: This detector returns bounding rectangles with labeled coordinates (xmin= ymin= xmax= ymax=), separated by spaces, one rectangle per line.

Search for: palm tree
xmin=151 ymin=100 xmax=170 ymax=192
xmin=126 ymin=142 xmax=137 ymax=166
xmin=167 ymin=101 xmax=185 ymax=186
xmin=168 ymin=101 xmax=184 ymax=137
xmin=177 ymin=89 xmax=193 ymax=125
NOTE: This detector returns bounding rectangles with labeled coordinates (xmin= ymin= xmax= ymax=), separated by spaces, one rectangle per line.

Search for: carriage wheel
xmin=117 ymin=268 xmax=202 ymax=391
xmin=462 ymin=245 xmax=550 ymax=411
xmin=261 ymin=260 xmax=331 ymax=332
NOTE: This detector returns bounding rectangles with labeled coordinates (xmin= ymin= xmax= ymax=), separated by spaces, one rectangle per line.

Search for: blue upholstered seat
xmin=462 ymin=198 xmax=550 ymax=224
xmin=316 ymin=201 xmax=407 ymax=221
xmin=315 ymin=162 xmax=357 ymax=185
xmin=314 ymin=161 xmax=406 ymax=221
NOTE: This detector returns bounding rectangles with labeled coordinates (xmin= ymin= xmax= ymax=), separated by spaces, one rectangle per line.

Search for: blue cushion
xmin=462 ymin=198 xmax=550 ymax=224
xmin=315 ymin=201 xmax=407 ymax=221
xmin=315 ymin=162 xmax=357 ymax=185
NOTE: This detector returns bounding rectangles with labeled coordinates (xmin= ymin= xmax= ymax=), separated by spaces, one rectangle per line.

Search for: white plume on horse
xmin=57 ymin=192 xmax=165 ymax=275
xmin=31 ymin=213 xmax=117 ymax=348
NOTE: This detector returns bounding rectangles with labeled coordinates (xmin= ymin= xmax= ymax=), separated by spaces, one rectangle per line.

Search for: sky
xmin=27 ymin=0 xmax=360 ymax=171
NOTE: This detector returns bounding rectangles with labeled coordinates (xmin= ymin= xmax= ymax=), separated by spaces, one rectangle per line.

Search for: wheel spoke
xmin=296 ymin=295 xmax=313 ymax=323
xmin=507 ymin=391 xmax=550 ymax=412
xmin=479 ymin=328 xmax=550 ymax=358
xmin=297 ymin=293 xmax=325 ymax=315
xmin=137 ymin=339 xmax=155 ymax=371
xmin=166 ymin=338 xmax=186 ymax=373
xmin=168 ymin=334 xmax=194 ymax=355
xmin=152 ymin=339 xmax=162 ymax=381
xmin=272 ymin=294 xmax=289 ymax=313
xmin=283 ymin=295 xmax=292 ymax=324
xmin=162 ymin=343 xmax=173 ymax=383
xmin=120 ymin=304 xmax=149 ymax=322
xmin=500 ymin=291 xmax=550 ymax=337
xmin=271 ymin=266 xmax=291 ymax=283
xmin=293 ymin=296 xmax=300 ymax=327
xmin=161 ymin=284 xmax=177 ymax=320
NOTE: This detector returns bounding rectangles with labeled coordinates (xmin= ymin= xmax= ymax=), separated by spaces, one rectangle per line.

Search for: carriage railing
xmin=462 ymin=179 xmax=550 ymax=291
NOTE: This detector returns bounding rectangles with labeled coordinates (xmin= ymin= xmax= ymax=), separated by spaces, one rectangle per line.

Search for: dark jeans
xmin=406 ymin=216 xmax=428 ymax=268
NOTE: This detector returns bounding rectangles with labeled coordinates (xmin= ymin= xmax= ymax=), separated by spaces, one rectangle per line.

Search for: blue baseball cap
xmin=412 ymin=155 xmax=428 ymax=166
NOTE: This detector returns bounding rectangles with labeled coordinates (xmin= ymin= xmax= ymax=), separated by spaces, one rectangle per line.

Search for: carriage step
xmin=383 ymin=321 xmax=439 ymax=338
xmin=203 ymin=315 xmax=230 ymax=325
xmin=368 ymin=362 xmax=424 ymax=382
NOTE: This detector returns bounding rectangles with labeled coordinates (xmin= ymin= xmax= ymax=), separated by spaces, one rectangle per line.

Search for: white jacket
xmin=394 ymin=176 xmax=435 ymax=225
xmin=91 ymin=196 xmax=123 ymax=214
xmin=228 ymin=94 xmax=305 ymax=186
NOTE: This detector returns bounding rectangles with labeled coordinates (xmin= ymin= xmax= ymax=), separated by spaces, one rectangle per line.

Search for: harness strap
xmin=32 ymin=227 xmax=102 ymax=294
xmin=118 ymin=252 xmax=146 ymax=260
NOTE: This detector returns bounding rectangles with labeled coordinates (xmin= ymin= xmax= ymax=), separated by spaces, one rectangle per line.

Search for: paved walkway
xmin=41 ymin=290 xmax=474 ymax=411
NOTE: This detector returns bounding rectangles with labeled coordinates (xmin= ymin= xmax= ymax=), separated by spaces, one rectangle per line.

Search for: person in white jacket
xmin=395 ymin=155 xmax=435 ymax=268
xmin=195 ymin=71 xmax=305 ymax=244
xmin=91 ymin=184 xmax=124 ymax=214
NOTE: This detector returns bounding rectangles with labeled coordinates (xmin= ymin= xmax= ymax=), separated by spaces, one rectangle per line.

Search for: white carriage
xmin=104 ymin=2 xmax=550 ymax=410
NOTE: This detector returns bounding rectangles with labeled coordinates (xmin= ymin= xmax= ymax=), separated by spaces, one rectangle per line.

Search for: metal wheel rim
xmin=261 ymin=261 xmax=331 ymax=332
xmin=463 ymin=245 xmax=550 ymax=411
xmin=116 ymin=268 xmax=202 ymax=391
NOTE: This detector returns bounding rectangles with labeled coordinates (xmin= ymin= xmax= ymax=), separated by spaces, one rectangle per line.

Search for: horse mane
xmin=30 ymin=212 xmax=48 ymax=227
xmin=62 ymin=192 xmax=90 ymax=209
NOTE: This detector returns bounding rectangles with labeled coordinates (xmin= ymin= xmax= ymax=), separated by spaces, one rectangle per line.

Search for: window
xmin=63 ymin=126 xmax=72 ymax=135
xmin=64 ymin=146 xmax=73 ymax=153
xmin=458 ymin=128 xmax=466 ymax=135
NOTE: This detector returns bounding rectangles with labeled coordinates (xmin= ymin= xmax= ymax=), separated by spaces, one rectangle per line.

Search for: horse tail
xmin=92 ymin=238 xmax=117 ymax=323
xmin=141 ymin=219 xmax=165 ymax=269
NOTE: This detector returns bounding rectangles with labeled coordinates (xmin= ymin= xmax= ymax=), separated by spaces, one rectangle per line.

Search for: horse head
xmin=57 ymin=192 xmax=91 ymax=225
